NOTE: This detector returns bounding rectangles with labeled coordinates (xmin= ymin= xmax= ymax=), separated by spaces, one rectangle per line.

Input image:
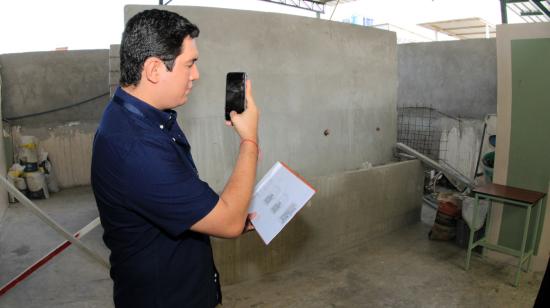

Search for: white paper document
xmin=249 ymin=161 xmax=316 ymax=245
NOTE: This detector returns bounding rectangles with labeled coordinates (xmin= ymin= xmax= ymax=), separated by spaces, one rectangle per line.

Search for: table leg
xmin=527 ymin=198 xmax=544 ymax=272
xmin=482 ymin=199 xmax=492 ymax=259
xmin=515 ymin=204 xmax=532 ymax=287
xmin=465 ymin=194 xmax=479 ymax=270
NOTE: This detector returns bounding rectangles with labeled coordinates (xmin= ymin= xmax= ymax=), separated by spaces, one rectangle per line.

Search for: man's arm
xmin=191 ymin=79 xmax=260 ymax=238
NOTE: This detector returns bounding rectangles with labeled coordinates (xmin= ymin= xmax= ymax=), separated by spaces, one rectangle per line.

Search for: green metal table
xmin=465 ymin=183 xmax=546 ymax=287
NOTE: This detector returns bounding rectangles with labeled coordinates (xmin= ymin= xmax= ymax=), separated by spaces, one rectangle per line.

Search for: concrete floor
xmin=0 ymin=187 xmax=544 ymax=307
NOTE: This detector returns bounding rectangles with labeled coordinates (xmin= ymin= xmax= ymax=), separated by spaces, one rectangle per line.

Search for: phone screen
xmin=225 ymin=72 xmax=247 ymax=121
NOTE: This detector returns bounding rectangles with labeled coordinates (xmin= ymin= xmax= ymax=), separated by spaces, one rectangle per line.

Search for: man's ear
xmin=142 ymin=57 xmax=164 ymax=84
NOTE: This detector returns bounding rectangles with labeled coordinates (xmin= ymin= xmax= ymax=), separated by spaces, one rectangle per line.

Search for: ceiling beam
xmin=502 ymin=0 xmax=550 ymax=23
xmin=258 ymin=0 xmax=326 ymax=13
xmin=521 ymin=11 xmax=544 ymax=15
xmin=529 ymin=0 xmax=550 ymax=18
xmin=501 ymin=0 xmax=508 ymax=23
xmin=442 ymin=25 xmax=495 ymax=31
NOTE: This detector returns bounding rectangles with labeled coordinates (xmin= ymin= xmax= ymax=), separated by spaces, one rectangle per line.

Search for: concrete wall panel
xmin=0 ymin=70 xmax=6 ymax=219
xmin=212 ymin=160 xmax=424 ymax=285
xmin=0 ymin=50 xmax=108 ymax=189
xmin=119 ymin=5 xmax=398 ymax=191
xmin=398 ymin=39 xmax=496 ymax=119
xmin=0 ymin=50 xmax=109 ymax=125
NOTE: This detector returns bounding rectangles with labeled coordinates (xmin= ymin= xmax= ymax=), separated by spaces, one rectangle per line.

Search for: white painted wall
xmin=10 ymin=124 xmax=96 ymax=189
xmin=438 ymin=115 xmax=496 ymax=182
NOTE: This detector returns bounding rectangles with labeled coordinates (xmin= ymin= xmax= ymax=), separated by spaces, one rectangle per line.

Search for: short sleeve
xmin=119 ymin=135 xmax=219 ymax=238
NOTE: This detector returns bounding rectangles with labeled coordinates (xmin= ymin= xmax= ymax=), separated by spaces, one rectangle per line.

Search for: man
xmin=91 ymin=9 xmax=259 ymax=308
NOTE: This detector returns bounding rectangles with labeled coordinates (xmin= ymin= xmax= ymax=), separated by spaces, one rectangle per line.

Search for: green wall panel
xmin=499 ymin=38 xmax=550 ymax=251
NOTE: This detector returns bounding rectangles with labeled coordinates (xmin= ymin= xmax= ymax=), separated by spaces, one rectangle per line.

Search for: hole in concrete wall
xmin=323 ymin=129 xmax=330 ymax=136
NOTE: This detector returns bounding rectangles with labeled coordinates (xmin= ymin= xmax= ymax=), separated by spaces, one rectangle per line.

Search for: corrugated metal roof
xmin=507 ymin=0 xmax=550 ymax=23
xmin=418 ymin=17 xmax=496 ymax=40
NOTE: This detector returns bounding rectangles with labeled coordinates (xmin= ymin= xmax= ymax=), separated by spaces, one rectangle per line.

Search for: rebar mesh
xmin=397 ymin=105 xmax=446 ymax=161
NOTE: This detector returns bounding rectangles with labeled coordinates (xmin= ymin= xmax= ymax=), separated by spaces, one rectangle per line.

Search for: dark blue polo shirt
xmin=91 ymin=87 xmax=221 ymax=308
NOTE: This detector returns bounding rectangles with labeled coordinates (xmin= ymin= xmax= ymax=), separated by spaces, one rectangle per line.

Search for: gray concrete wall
xmin=0 ymin=50 xmax=109 ymax=125
xmin=1 ymin=5 xmax=399 ymax=190
xmin=213 ymin=160 xmax=424 ymax=285
xmin=0 ymin=50 xmax=109 ymax=188
xmin=120 ymin=5 xmax=398 ymax=191
xmin=0 ymin=6 xmax=425 ymax=286
xmin=0 ymin=70 xmax=7 ymax=220
xmin=398 ymin=39 xmax=496 ymax=119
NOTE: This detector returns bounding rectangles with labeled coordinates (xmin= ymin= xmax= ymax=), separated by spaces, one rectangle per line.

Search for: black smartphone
xmin=225 ymin=72 xmax=247 ymax=121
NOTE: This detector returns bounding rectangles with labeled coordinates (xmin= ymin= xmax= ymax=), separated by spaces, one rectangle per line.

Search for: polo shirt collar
xmin=113 ymin=86 xmax=178 ymax=130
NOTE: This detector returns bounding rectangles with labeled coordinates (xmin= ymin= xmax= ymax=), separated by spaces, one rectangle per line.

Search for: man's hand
xmin=226 ymin=79 xmax=259 ymax=142
xmin=192 ymin=80 xmax=259 ymax=239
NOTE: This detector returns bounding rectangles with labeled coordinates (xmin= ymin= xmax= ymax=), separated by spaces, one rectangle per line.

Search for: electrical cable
xmin=2 ymin=92 xmax=109 ymax=121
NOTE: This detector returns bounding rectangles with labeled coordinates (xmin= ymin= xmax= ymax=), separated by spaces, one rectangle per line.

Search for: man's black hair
xmin=119 ymin=9 xmax=200 ymax=87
